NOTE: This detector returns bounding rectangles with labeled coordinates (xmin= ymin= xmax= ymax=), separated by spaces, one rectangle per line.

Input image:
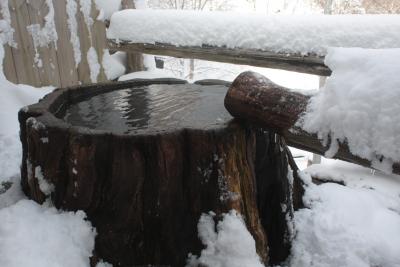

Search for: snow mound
xmin=187 ymin=210 xmax=263 ymax=267
xmin=290 ymin=170 xmax=400 ymax=267
xmin=0 ymin=45 xmax=53 ymax=182
xmin=108 ymin=10 xmax=400 ymax=56
xmin=95 ymin=0 xmax=121 ymax=21
xmin=102 ymin=50 xmax=126 ymax=80
xmin=0 ymin=200 xmax=96 ymax=267
xmin=299 ymin=48 xmax=400 ymax=173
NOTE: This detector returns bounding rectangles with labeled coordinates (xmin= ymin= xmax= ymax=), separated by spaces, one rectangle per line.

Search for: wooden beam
xmin=224 ymin=71 xmax=400 ymax=175
xmin=108 ymin=40 xmax=331 ymax=76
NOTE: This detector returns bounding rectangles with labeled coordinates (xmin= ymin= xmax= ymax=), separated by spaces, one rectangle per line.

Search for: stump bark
xmin=19 ymin=78 xmax=303 ymax=266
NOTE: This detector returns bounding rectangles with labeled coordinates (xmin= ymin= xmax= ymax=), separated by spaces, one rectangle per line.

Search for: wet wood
xmin=19 ymin=78 xmax=303 ymax=266
xmin=108 ymin=41 xmax=331 ymax=76
xmin=224 ymin=71 xmax=400 ymax=175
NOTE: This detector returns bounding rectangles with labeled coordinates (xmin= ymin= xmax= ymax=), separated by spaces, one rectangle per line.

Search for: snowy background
xmin=1 ymin=0 xmax=400 ymax=267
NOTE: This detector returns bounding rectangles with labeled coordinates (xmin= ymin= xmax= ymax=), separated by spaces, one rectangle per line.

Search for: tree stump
xmin=19 ymin=78 xmax=303 ymax=266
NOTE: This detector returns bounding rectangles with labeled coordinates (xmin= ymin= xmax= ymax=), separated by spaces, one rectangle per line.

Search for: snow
xmin=0 ymin=0 xmax=15 ymax=46
xmin=0 ymin=200 xmax=96 ymax=267
xmin=26 ymin=0 xmax=58 ymax=67
xmin=0 ymin=40 xmax=101 ymax=267
xmin=34 ymin=166 xmax=54 ymax=196
xmin=66 ymin=0 xmax=82 ymax=66
xmin=0 ymin=45 xmax=53 ymax=181
xmin=79 ymin=0 xmax=94 ymax=29
xmin=134 ymin=0 xmax=148 ymax=9
xmin=306 ymin=159 xmax=400 ymax=199
xmin=299 ymin=48 xmax=400 ymax=173
xmin=118 ymin=69 xmax=177 ymax=81
xmin=87 ymin=46 xmax=100 ymax=82
xmin=108 ymin=10 xmax=400 ymax=56
xmin=290 ymin=163 xmax=400 ymax=267
xmin=102 ymin=50 xmax=126 ymax=80
xmin=187 ymin=210 xmax=264 ymax=267
xmin=95 ymin=0 xmax=121 ymax=21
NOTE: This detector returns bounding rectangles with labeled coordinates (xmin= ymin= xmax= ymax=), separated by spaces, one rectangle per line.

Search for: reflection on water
xmin=64 ymin=84 xmax=233 ymax=134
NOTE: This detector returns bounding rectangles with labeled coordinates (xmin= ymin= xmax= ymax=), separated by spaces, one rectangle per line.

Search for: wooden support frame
xmin=108 ymin=40 xmax=331 ymax=76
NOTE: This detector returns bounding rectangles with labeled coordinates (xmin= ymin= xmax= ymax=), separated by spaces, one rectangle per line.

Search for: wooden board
xmin=9 ymin=0 xmax=41 ymax=86
xmin=53 ymin=0 xmax=79 ymax=87
xmin=26 ymin=0 xmax=61 ymax=87
xmin=108 ymin=40 xmax=331 ymax=76
xmin=0 ymin=3 xmax=18 ymax=83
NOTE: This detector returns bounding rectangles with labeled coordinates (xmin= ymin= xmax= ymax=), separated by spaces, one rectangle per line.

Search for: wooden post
xmin=120 ymin=0 xmax=144 ymax=72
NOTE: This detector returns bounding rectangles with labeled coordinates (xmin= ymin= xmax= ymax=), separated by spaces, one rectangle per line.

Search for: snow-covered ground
xmin=291 ymin=159 xmax=400 ymax=267
xmin=0 ymin=44 xmax=108 ymax=266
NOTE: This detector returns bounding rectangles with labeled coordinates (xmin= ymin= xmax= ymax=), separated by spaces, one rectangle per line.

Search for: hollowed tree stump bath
xmin=19 ymin=78 xmax=303 ymax=266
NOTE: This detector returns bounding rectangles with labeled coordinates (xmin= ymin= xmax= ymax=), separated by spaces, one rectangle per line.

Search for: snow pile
xmin=0 ymin=43 xmax=105 ymax=267
xmin=108 ymin=10 xmax=400 ymax=55
xmin=306 ymin=159 xmax=400 ymax=198
xmin=290 ymin=166 xmax=400 ymax=267
xmin=0 ymin=200 xmax=96 ymax=267
xmin=187 ymin=210 xmax=263 ymax=267
xmin=118 ymin=69 xmax=177 ymax=81
xmin=299 ymin=48 xmax=400 ymax=173
xmin=0 ymin=45 xmax=53 ymax=181
xmin=66 ymin=0 xmax=81 ymax=66
xmin=0 ymin=0 xmax=15 ymax=46
xmin=95 ymin=0 xmax=121 ymax=21
xmin=102 ymin=50 xmax=126 ymax=80
xmin=26 ymin=0 xmax=58 ymax=67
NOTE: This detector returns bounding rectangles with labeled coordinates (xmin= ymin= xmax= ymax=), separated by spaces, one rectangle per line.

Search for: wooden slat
xmin=26 ymin=0 xmax=61 ymax=87
xmin=108 ymin=41 xmax=331 ymax=76
xmin=53 ymin=0 xmax=79 ymax=87
xmin=75 ymin=0 xmax=93 ymax=84
xmin=9 ymin=0 xmax=41 ymax=86
xmin=0 ymin=3 xmax=18 ymax=83
xmin=90 ymin=3 xmax=107 ymax=82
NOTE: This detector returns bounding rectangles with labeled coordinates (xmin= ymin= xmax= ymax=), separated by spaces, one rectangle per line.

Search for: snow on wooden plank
xmin=107 ymin=10 xmax=400 ymax=75
xmin=108 ymin=41 xmax=331 ymax=76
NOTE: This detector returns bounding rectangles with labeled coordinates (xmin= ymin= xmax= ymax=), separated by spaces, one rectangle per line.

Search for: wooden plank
xmin=53 ymin=0 xmax=79 ymax=87
xmin=9 ymin=0 xmax=41 ymax=87
xmin=285 ymin=128 xmax=400 ymax=176
xmin=225 ymin=71 xmax=400 ymax=175
xmin=75 ymin=0 xmax=92 ymax=84
xmin=0 ymin=3 xmax=18 ymax=83
xmin=26 ymin=0 xmax=61 ymax=87
xmin=108 ymin=41 xmax=331 ymax=76
xmin=90 ymin=1 xmax=107 ymax=82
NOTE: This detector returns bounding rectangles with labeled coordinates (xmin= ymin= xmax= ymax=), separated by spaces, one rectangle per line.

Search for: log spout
xmin=224 ymin=71 xmax=400 ymax=175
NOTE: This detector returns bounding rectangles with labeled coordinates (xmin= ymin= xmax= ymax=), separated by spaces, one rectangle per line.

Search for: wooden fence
xmin=0 ymin=0 xmax=137 ymax=88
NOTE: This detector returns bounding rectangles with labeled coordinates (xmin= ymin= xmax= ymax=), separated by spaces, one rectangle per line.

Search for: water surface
xmin=64 ymin=84 xmax=233 ymax=134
